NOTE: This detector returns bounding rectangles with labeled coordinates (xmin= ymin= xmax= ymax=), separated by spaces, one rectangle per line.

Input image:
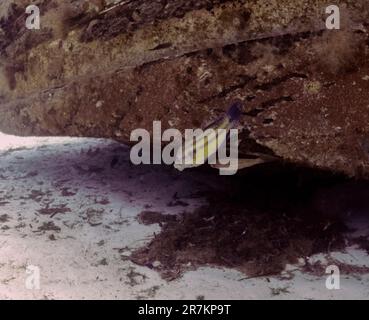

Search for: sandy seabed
xmin=0 ymin=133 xmax=368 ymax=300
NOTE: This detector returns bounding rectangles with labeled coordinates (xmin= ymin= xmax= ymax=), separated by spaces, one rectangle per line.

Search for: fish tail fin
xmin=227 ymin=101 xmax=243 ymax=122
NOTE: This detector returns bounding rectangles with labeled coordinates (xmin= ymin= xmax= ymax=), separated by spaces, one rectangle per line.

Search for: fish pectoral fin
xmin=210 ymin=157 xmax=272 ymax=171
xmin=237 ymin=158 xmax=268 ymax=169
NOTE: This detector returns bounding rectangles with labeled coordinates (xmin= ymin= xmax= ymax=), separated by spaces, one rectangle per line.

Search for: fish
xmin=174 ymin=102 xmax=242 ymax=171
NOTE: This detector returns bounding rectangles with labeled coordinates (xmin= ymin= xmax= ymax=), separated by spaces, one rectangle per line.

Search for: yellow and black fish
xmin=174 ymin=102 xmax=242 ymax=171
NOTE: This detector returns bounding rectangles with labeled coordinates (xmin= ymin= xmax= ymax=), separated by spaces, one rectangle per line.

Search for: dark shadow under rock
xmin=130 ymin=164 xmax=361 ymax=280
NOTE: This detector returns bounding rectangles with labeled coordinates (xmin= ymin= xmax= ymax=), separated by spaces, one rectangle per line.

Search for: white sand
xmin=0 ymin=133 xmax=368 ymax=300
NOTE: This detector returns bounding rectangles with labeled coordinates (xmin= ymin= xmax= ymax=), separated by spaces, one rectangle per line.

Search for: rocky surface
xmin=0 ymin=0 xmax=369 ymax=176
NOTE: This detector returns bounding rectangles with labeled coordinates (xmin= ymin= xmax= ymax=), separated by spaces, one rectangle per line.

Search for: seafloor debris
xmin=131 ymin=165 xmax=368 ymax=280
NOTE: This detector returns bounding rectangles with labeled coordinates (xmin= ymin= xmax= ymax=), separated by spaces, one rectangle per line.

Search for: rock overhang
xmin=0 ymin=0 xmax=369 ymax=176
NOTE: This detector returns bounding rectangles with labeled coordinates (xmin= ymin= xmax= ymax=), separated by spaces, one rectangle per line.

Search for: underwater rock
xmin=0 ymin=0 xmax=369 ymax=176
